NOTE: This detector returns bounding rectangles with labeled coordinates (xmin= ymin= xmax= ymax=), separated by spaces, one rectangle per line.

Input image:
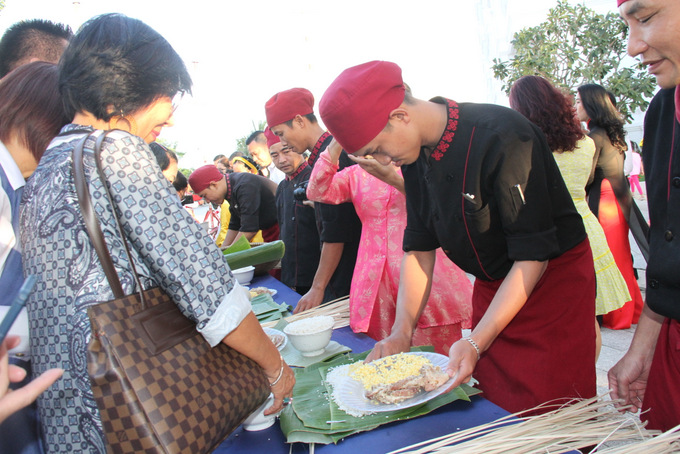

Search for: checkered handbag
xmin=73 ymin=132 xmax=270 ymax=453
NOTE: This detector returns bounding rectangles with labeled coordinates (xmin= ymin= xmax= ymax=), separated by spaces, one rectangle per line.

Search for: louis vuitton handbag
xmin=72 ymin=131 xmax=270 ymax=453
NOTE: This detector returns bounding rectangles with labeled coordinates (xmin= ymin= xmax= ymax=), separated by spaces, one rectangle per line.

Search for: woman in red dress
xmin=576 ymin=84 xmax=643 ymax=330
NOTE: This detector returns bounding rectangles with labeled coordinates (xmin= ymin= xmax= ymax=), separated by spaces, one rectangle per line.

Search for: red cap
xmin=617 ymin=0 xmax=629 ymax=5
xmin=265 ymin=88 xmax=314 ymax=127
xmin=264 ymin=126 xmax=280 ymax=148
xmin=319 ymin=61 xmax=405 ymax=153
xmin=189 ymin=165 xmax=223 ymax=193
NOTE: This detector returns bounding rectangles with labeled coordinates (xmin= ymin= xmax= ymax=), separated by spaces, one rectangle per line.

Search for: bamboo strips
xmin=261 ymin=296 xmax=350 ymax=330
xmin=388 ymin=396 xmax=680 ymax=454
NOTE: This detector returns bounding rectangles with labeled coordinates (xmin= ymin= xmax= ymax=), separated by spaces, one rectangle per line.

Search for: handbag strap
xmin=72 ymin=131 xmax=148 ymax=308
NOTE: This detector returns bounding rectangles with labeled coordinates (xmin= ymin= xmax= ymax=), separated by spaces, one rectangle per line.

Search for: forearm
xmin=470 ymin=260 xmax=547 ymax=352
xmin=223 ymin=229 xmax=238 ymax=247
xmin=310 ymin=242 xmax=344 ymax=291
xmin=221 ymin=312 xmax=281 ymax=378
xmin=381 ymin=171 xmax=405 ymax=195
xmin=627 ymin=304 xmax=664 ymax=358
xmin=224 ymin=230 xmax=256 ymax=248
xmin=391 ymin=250 xmax=436 ymax=337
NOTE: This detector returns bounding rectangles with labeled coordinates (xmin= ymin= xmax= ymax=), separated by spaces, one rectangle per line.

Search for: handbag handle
xmin=72 ymin=131 xmax=148 ymax=308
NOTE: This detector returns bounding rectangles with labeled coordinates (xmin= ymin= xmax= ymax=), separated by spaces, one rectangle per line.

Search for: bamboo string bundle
xmin=261 ymin=296 xmax=350 ymax=330
xmin=388 ymin=396 xmax=680 ymax=454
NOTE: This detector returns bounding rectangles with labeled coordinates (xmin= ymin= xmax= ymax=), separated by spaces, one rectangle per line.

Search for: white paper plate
xmin=264 ymin=327 xmax=288 ymax=351
xmin=332 ymin=352 xmax=453 ymax=413
xmin=249 ymin=287 xmax=278 ymax=297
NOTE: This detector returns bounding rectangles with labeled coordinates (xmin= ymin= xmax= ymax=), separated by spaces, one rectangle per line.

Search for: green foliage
xmin=156 ymin=138 xmax=185 ymax=158
xmin=235 ymin=119 xmax=267 ymax=155
xmin=492 ymin=0 xmax=656 ymax=122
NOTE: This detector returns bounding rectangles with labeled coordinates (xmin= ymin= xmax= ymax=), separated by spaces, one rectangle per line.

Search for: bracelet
xmin=269 ymin=353 xmax=285 ymax=387
xmin=463 ymin=337 xmax=481 ymax=361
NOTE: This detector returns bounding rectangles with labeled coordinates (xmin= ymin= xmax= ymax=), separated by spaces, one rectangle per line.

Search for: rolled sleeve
xmin=198 ymin=282 xmax=252 ymax=347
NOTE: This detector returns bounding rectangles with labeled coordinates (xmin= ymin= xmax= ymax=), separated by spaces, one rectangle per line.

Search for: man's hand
xmin=608 ymin=350 xmax=652 ymax=413
xmin=443 ymin=339 xmax=479 ymax=392
xmin=293 ymin=287 xmax=323 ymax=314
xmin=347 ymin=155 xmax=405 ymax=193
xmin=365 ymin=332 xmax=411 ymax=363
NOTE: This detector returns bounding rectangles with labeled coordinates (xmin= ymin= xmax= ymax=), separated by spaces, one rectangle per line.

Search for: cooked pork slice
xmin=365 ymin=364 xmax=450 ymax=404
xmin=422 ymin=364 xmax=450 ymax=391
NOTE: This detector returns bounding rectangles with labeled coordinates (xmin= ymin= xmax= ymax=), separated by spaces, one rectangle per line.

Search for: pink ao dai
xmin=307 ymin=152 xmax=473 ymax=353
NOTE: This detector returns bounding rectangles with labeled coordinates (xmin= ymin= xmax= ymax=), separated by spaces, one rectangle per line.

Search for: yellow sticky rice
xmin=349 ymin=353 xmax=430 ymax=390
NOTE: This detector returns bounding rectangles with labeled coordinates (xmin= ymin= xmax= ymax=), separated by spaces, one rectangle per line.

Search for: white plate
xmin=249 ymin=287 xmax=278 ymax=297
xmin=264 ymin=327 xmax=288 ymax=351
xmin=332 ymin=352 xmax=453 ymax=413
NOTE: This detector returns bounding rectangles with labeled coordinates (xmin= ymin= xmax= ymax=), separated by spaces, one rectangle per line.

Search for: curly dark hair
xmin=509 ymin=75 xmax=584 ymax=153
xmin=59 ymin=13 xmax=192 ymax=120
xmin=577 ymin=84 xmax=627 ymax=152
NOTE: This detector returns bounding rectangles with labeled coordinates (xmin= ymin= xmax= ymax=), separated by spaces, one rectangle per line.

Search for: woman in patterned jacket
xmin=20 ymin=14 xmax=293 ymax=453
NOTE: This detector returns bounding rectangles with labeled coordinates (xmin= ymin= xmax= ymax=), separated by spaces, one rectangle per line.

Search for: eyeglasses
xmin=172 ymin=93 xmax=184 ymax=113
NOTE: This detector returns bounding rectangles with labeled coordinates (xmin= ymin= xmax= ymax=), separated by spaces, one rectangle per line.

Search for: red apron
xmin=472 ymin=239 xmax=597 ymax=415
xmin=642 ymin=318 xmax=680 ymax=431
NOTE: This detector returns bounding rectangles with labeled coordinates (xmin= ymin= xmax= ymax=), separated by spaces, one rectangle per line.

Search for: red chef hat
xmin=265 ymin=88 xmax=315 ymax=128
xmin=264 ymin=126 xmax=280 ymax=148
xmin=319 ymin=61 xmax=405 ymax=154
xmin=189 ymin=164 xmax=223 ymax=193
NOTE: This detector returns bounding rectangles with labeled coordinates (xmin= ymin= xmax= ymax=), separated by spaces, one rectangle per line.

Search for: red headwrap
xmin=265 ymin=88 xmax=314 ymax=128
xmin=188 ymin=165 xmax=223 ymax=193
xmin=319 ymin=61 xmax=405 ymax=153
xmin=264 ymin=126 xmax=280 ymax=148
xmin=617 ymin=0 xmax=629 ymax=6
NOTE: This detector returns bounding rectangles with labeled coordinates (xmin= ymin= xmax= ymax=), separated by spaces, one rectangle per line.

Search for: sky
xmin=0 ymin=0 xmax=620 ymax=169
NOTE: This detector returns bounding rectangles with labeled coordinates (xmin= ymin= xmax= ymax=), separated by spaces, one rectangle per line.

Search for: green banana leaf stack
xmin=280 ymin=347 xmax=481 ymax=445
xmin=251 ymin=293 xmax=291 ymax=323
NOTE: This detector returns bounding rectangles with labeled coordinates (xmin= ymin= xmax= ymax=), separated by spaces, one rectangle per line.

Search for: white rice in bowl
xmin=284 ymin=315 xmax=334 ymax=335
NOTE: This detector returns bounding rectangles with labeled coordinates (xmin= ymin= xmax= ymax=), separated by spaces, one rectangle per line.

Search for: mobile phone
xmin=0 ymin=275 xmax=37 ymax=346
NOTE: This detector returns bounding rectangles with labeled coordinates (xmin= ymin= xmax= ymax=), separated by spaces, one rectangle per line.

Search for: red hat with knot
xmin=265 ymin=88 xmax=315 ymax=128
xmin=264 ymin=126 xmax=280 ymax=148
xmin=189 ymin=165 xmax=223 ymax=194
xmin=319 ymin=61 xmax=405 ymax=154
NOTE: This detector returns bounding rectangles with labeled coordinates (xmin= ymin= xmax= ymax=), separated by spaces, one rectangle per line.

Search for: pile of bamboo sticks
xmin=389 ymin=396 xmax=680 ymax=454
xmin=261 ymin=296 xmax=350 ymax=330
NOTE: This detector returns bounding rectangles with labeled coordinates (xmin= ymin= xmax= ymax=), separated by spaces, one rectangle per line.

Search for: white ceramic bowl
xmin=283 ymin=316 xmax=334 ymax=357
xmin=242 ymin=394 xmax=277 ymax=431
xmin=231 ymin=266 xmax=255 ymax=285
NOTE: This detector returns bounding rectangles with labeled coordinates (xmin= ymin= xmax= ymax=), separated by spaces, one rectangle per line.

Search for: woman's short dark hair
xmin=173 ymin=170 xmax=188 ymax=192
xmin=59 ymin=13 xmax=192 ymax=120
xmin=577 ymin=84 xmax=627 ymax=151
xmin=509 ymin=75 xmax=584 ymax=153
xmin=150 ymin=142 xmax=170 ymax=170
xmin=0 ymin=61 xmax=69 ymax=160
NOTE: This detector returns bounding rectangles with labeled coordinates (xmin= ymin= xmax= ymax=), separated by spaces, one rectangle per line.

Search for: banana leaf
xmin=222 ymin=235 xmax=251 ymax=254
xmin=251 ymin=294 xmax=291 ymax=322
xmin=280 ymin=347 xmax=482 ymax=444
